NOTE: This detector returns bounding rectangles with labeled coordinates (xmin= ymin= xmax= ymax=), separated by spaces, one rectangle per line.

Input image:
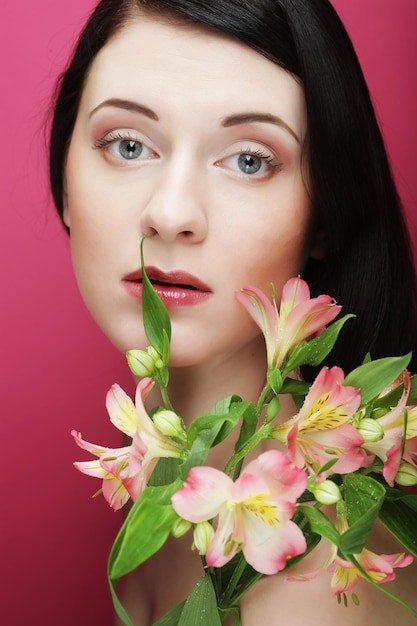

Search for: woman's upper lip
xmin=123 ymin=266 xmax=212 ymax=292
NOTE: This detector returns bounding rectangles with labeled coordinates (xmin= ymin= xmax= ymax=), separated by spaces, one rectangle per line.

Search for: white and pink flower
xmin=272 ymin=366 xmax=365 ymax=476
xmin=329 ymin=547 xmax=413 ymax=595
xmin=172 ymin=449 xmax=307 ymax=575
xmin=362 ymin=371 xmax=416 ymax=486
xmin=72 ymin=378 xmax=184 ymax=510
xmin=236 ymin=277 xmax=341 ymax=370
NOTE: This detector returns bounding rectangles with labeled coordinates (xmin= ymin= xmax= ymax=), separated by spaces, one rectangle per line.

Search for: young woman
xmin=49 ymin=0 xmax=417 ymax=623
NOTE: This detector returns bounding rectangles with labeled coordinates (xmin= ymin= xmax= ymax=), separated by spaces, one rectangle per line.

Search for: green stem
xmin=228 ymin=572 xmax=263 ymax=606
xmin=218 ymin=606 xmax=240 ymax=625
xmin=224 ymin=424 xmax=272 ymax=475
xmin=255 ymin=382 xmax=273 ymax=415
xmin=219 ymin=555 xmax=248 ymax=609
xmin=207 ymin=564 xmax=222 ymax=602
xmin=233 ymin=609 xmax=241 ymax=626
xmin=160 ymin=385 xmax=174 ymax=411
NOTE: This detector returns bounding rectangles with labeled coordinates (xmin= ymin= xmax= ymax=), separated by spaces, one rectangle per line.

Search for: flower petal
xmin=299 ymin=366 xmax=361 ymax=428
xmin=73 ymin=459 xmax=109 ymax=479
xmin=106 ymin=384 xmax=139 ymax=438
xmin=244 ymin=449 xmax=307 ymax=501
xmin=172 ymin=466 xmax=232 ymax=523
xmin=280 ymin=277 xmax=311 ymax=319
xmin=205 ymin=507 xmax=238 ymax=568
xmin=101 ymin=475 xmax=131 ymax=510
xmin=235 ymin=286 xmax=278 ymax=367
xmin=243 ymin=513 xmax=307 ymax=574
xmin=71 ymin=430 xmax=110 ymax=456
xmin=284 ymin=295 xmax=341 ymax=344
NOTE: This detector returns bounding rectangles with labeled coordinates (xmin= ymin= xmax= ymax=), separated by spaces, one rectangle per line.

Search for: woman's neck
xmin=140 ymin=334 xmax=296 ymax=469
xmin=146 ymin=335 xmax=268 ymax=423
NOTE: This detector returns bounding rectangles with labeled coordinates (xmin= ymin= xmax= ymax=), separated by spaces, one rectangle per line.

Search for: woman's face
xmin=64 ymin=14 xmax=319 ymax=368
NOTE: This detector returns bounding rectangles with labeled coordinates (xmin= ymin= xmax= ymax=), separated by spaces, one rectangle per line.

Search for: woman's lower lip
xmin=123 ymin=280 xmax=212 ymax=308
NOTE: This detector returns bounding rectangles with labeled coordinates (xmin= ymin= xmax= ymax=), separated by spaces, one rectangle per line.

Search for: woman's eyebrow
xmin=87 ymin=101 xmax=299 ymax=142
xmin=221 ymin=112 xmax=300 ymax=143
xmin=88 ymin=98 xmax=159 ymax=120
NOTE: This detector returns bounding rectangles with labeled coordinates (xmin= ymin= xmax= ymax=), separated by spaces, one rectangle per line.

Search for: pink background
xmin=1 ymin=1 xmax=416 ymax=624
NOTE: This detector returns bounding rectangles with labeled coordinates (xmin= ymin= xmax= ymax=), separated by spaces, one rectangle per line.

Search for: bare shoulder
xmin=239 ymin=531 xmax=417 ymax=626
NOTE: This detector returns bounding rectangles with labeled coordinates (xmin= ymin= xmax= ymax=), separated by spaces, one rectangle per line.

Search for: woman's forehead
xmin=79 ymin=14 xmax=306 ymax=137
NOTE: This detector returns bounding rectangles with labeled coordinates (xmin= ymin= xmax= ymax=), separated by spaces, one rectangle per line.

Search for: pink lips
xmin=122 ymin=266 xmax=212 ymax=308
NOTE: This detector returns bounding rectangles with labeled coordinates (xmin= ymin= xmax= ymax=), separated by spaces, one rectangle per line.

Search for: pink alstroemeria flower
xmin=172 ymin=450 xmax=307 ymax=575
xmin=288 ymin=533 xmax=413 ymax=595
xmin=71 ymin=431 xmax=149 ymax=510
xmin=72 ymin=378 xmax=184 ymax=510
xmin=272 ymin=366 xmax=365 ymax=476
xmin=362 ymin=371 xmax=415 ymax=486
xmin=329 ymin=548 xmax=413 ymax=595
xmin=236 ymin=277 xmax=341 ymax=370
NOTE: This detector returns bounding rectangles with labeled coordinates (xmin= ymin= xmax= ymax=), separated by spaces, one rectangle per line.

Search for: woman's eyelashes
xmin=93 ymin=130 xmax=157 ymax=163
xmin=93 ymin=130 xmax=283 ymax=178
xmin=220 ymin=148 xmax=283 ymax=178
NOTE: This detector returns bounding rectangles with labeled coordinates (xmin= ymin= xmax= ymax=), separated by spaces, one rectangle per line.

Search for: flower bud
xmin=311 ymin=479 xmax=341 ymax=505
xmin=146 ymin=345 xmax=164 ymax=370
xmin=153 ymin=410 xmax=185 ymax=439
xmin=193 ymin=521 xmax=215 ymax=555
xmin=126 ymin=349 xmax=157 ymax=377
xmin=395 ymin=463 xmax=417 ymax=487
xmin=266 ymin=396 xmax=281 ymax=422
xmin=357 ymin=418 xmax=384 ymax=443
xmin=171 ymin=518 xmax=192 ymax=538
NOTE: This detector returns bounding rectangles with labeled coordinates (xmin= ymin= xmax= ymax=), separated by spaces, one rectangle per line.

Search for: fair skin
xmin=64 ymin=12 xmax=417 ymax=626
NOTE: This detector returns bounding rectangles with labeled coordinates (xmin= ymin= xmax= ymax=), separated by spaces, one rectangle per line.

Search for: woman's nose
xmin=139 ymin=160 xmax=208 ymax=244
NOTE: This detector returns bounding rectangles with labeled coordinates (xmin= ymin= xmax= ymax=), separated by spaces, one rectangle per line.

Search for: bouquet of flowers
xmin=72 ymin=244 xmax=417 ymax=625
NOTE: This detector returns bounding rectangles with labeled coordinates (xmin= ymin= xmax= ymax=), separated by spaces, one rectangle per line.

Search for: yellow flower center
xmin=229 ymin=493 xmax=280 ymax=527
xmin=302 ymin=393 xmax=349 ymax=431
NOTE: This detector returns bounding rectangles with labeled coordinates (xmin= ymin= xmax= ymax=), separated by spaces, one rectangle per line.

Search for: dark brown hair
xmin=49 ymin=0 xmax=417 ymax=376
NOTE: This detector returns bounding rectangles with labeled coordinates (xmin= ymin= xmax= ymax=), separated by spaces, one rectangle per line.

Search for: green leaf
xmin=231 ymin=402 xmax=259 ymax=478
xmin=371 ymin=373 xmax=415 ymax=411
xmin=140 ymin=238 xmax=171 ymax=357
xmin=280 ymin=375 xmax=310 ymax=411
xmin=298 ymin=505 xmax=341 ymax=547
xmin=280 ymin=377 xmax=310 ymax=397
xmin=162 ymin=329 xmax=171 ymax=366
xmin=283 ymin=314 xmax=354 ymax=375
xmin=344 ymin=354 xmax=411 ymax=405
xmin=341 ymin=474 xmax=385 ymax=554
xmin=109 ymin=481 xmax=181 ymax=580
xmin=108 ymin=557 xmax=134 ymax=626
xmin=181 ymin=427 xmax=220 ymax=477
xmin=408 ymin=374 xmax=417 ymax=405
xmin=183 ymin=398 xmax=250 ymax=476
xmin=379 ymin=498 xmax=417 ymax=557
xmin=234 ymin=402 xmax=258 ymax=445
xmin=108 ymin=480 xmax=186 ymax=624
xmin=149 ymin=457 xmax=181 ymax=487
xmin=402 ymin=494 xmax=417 ymax=513
xmin=215 ymin=554 xmax=257 ymax=596
xmin=267 ymin=368 xmax=282 ymax=395
xmin=178 ymin=575 xmax=222 ymax=626
xmin=152 ymin=601 xmax=186 ymax=625
xmin=181 ymin=413 xmax=240 ymax=478
xmin=187 ymin=406 xmax=245 ymax=449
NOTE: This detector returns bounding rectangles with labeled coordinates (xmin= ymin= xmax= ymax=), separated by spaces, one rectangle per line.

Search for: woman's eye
xmin=118 ymin=139 xmax=145 ymax=160
xmin=237 ymin=153 xmax=264 ymax=175
xmin=93 ymin=133 xmax=156 ymax=162
xmin=221 ymin=149 xmax=281 ymax=177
